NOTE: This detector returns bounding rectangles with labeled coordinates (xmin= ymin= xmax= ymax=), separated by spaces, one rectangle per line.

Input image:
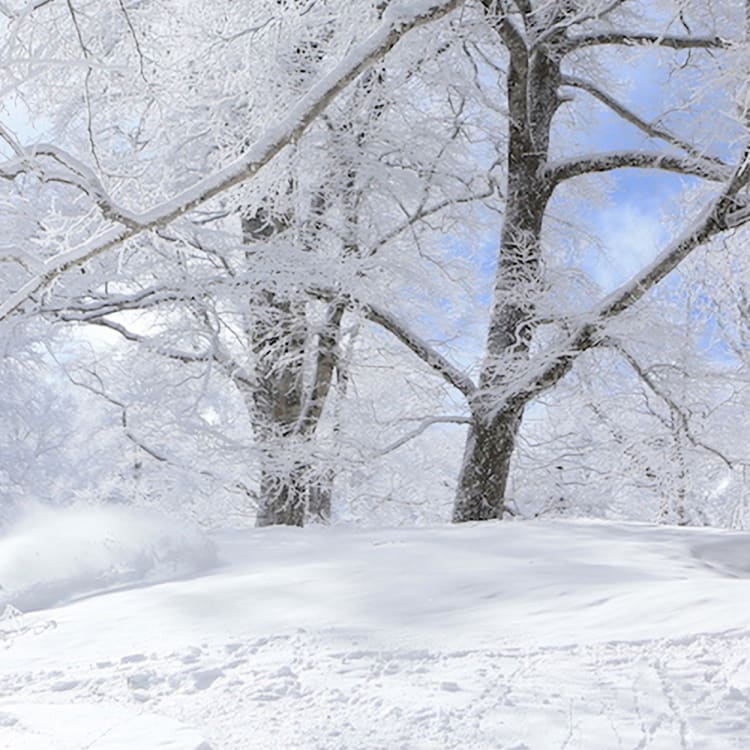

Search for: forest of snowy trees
xmin=3 ymin=0 xmax=750 ymax=529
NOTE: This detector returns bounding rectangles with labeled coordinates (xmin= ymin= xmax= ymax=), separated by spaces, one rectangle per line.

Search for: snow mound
xmin=0 ymin=503 xmax=216 ymax=613
xmin=0 ymin=702 xmax=211 ymax=749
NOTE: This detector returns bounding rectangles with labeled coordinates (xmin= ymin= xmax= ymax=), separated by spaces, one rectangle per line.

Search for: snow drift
xmin=0 ymin=503 xmax=216 ymax=612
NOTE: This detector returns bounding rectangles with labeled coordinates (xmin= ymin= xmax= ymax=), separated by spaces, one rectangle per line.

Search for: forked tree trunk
xmin=243 ymin=212 xmax=343 ymax=526
xmin=452 ymin=13 xmax=561 ymax=521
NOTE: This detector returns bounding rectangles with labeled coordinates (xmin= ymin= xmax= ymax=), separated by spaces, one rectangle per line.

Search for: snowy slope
xmin=0 ymin=503 xmax=216 ymax=613
xmin=3 ymin=515 xmax=750 ymax=749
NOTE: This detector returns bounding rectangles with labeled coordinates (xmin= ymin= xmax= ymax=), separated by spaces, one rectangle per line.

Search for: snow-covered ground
xmin=2 ymin=509 xmax=750 ymax=749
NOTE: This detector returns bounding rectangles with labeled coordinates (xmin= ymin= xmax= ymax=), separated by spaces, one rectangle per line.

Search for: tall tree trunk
xmin=243 ymin=211 xmax=345 ymax=526
xmin=240 ymin=38 xmax=383 ymax=527
xmin=453 ymin=22 xmax=561 ymax=522
xmin=245 ymin=275 xmax=309 ymax=527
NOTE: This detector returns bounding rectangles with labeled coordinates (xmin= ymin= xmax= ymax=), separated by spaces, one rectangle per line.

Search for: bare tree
xmin=449 ymin=0 xmax=750 ymax=521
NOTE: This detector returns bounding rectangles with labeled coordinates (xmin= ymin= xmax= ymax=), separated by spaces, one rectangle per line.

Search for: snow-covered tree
xmin=3 ymin=0 xmax=750 ymax=528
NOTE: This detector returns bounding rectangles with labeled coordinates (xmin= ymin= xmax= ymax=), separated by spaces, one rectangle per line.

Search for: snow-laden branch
xmin=531 ymin=0 xmax=628 ymax=48
xmin=309 ymin=286 xmax=477 ymax=399
xmin=0 ymin=0 xmax=54 ymax=19
xmin=605 ymin=338 xmax=736 ymax=468
xmin=562 ymin=32 xmax=727 ymax=54
xmin=560 ymin=75 xmax=730 ymax=171
xmin=0 ymin=143 xmax=141 ymax=226
xmin=596 ymin=164 xmax=750 ymax=320
xmin=545 ymin=150 xmax=732 ymax=186
xmin=366 ymin=183 xmax=496 ymax=256
xmin=503 ymin=145 xmax=750 ymax=409
xmin=377 ymin=415 xmax=472 ymax=456
xmin=42 ymin=284 xmax=190 ymax=319
xmin=0 ymin=0 xmax=464 ymax=324
xmin=77 ymin=317 xmax=256 ymax=389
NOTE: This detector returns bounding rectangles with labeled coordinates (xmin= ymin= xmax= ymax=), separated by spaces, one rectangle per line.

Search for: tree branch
xmin=0 ymin=0 xmax=465 ymax=324
xmin=79 ymin=317 xmax=256 ymax=389
xmin=532 ymin=0 xmax=629 ymax=48
xmin=545 ymin=150 xmax=731 ymax=186
xmin=43 ymin=284 xmax=191 ymax=319
xmin=377 ymin=415 xmax=472 ymax=456
xmin=508 ymin=145 xmax=750 ymax=407
xmin=560 ymin=74 xmax=730 ymax=170
xmin=562 ymin=32 xmax=727 ymax=54
xmin=0 ymin=143 xmax=141 ymax=226
xmin=309 ymin=286 xmax=477 ymax=399
xmin=606 ymin=339 xmax=735 ymax=468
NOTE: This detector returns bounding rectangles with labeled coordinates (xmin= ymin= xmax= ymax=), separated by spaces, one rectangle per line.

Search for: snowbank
xmin=0 ymin=503 xmax=216 ymax=612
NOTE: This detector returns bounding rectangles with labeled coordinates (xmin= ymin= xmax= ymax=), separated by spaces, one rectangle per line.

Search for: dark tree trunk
xmin=452 ymin=15 xmax=562 ymax=522
xmin=242 ymin=213 xmax=346 ymax=527
xmin=255 ymin=469 xmax=308 ymax=527
xmin=453 ymin=403 xmax=524 ymax=521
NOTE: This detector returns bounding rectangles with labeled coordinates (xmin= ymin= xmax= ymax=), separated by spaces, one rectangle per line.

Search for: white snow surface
xmin=3 ymin=517 xmax=750 ymax=748
xmin=0 ymin=503 xmax=216 ymax=612
xmin=0 ymin=702 xmax=209 ymax=750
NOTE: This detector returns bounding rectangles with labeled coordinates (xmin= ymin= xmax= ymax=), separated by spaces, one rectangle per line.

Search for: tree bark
xmin=242 ymin=210 xmax=344 ymax=527
xmin=453 ymin=403 xmax=523 ymax=521
xmin=453 ymin=19 xmax=561 ymax=521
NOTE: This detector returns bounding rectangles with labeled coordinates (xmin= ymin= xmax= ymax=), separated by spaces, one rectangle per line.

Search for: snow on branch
xmin=604 ymin=338 xmax=736 ymax=469
xmin=0 ymin=0 xmax=464 ymax=325
xmin=545 ymin=150 xmax=732 ymax=186
xmin=41 ymin=284 xmax=191 ymax=320
xmin=562 ymin=32 xmax=727 ymax=53
xmin=560 ymin=75 xmax=731 ymax=171
xmin=0 ymin=143 xmax=141 ymax=226
xmin=82 ymin=317 xmax=255 ymax=389
xmin=377 ymin=415 xmax=472 ymax=456
xmin=502 ymin=146 xmax=750 ymax=410
xmin=596 ymin=156 xmax=750 ymax=321
xmin=309 ymin=286 xmax=477 ymax=399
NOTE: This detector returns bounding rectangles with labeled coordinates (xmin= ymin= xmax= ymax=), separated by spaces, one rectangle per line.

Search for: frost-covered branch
xmin=43 ymin=284 xmax=191 ymax=319
xmin=377 ymin=415 xmax=472 ymax=456
xmin=65 ymin=369 xmax=170 ymax=463
xmin=0 ymin=143 xmax=140 ymax=226
xmin=79 ymin=317 xmax=256 ymax=389
xmin=506 ymin=145 xmax=750 ymax=409
xmin=560 ymin=75 xmax=730 ymax=170
xmin=0 ymin=0 xmax=464 ymax=324
xmin=606 ymin=339 xmax=736 ymax=468
xmin=562 ymin=32 xmax=727 ymax=54
xmin=309 ymin=286 xmax=477 ymax=399
xmin=362 ymin=302 xmax=477 ymax=398
xmin=546 ymin=150 xmax=731 ymax=186
xmin=596 ymin=153 xmax=750 ymax=319
xmin=366 ymin=183 xmax=496 ymax=255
